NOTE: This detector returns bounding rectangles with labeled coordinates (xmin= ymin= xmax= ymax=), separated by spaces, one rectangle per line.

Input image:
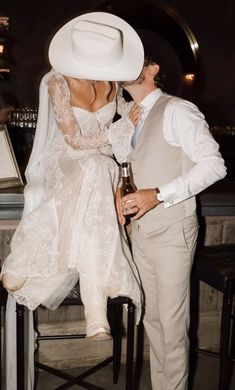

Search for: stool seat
xmin=61 ymin=281 xmax=82 ymax=305
xmin=195 ymin=244 xmax=235 ymax=292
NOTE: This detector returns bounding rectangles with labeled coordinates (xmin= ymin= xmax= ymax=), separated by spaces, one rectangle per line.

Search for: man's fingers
xmin=122 ymin=205 xmax=139 ymax=216
xmin=132 ymin=207 xmax=146 ymax=220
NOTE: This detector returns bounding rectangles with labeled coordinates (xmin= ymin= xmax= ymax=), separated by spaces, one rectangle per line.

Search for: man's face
xmin=118 ymin=66 xmax=146 ymax=89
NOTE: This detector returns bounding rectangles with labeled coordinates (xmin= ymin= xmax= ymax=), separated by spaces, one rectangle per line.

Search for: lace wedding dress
xmin=1 ymin=73 xmax=140 ymax=337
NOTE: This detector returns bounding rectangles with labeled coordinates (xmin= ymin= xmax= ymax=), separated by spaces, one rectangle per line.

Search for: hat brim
xmin=49 ymin=12 xmax=144 ymax=81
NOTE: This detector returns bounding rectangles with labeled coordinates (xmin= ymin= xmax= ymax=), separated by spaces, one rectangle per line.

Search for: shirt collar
xmin=139 ymin=88 xmax=163 ymax=112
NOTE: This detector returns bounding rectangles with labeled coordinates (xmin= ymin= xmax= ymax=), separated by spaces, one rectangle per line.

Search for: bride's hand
xmin=115 ymin=187 xmax=125 ymax=225
xmin=129 ymin=103 xmax=141 ymax=126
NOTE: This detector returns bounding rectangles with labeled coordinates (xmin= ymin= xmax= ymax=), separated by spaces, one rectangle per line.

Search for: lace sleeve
xmin=116 ymin=87 xmax=135 ymax=117
xmin=105 ymin=88 xmax=134 ymax=163
xmin=108 ymin=116 xmax=134 ymax=163
xmin=48 ymin=74 xmax=109 ymax=149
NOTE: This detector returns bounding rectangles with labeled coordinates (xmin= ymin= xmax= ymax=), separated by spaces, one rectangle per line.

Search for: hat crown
xmin=71 ymin=20 xmax=122 ymax=67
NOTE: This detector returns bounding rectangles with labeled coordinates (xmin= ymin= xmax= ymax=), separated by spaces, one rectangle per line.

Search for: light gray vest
xmin=130 ymin=94 xmax=196 ymax=233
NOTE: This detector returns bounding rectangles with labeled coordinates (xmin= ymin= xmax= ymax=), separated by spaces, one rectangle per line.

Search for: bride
xmin=1 ymin=11 xmax=144 ymax=342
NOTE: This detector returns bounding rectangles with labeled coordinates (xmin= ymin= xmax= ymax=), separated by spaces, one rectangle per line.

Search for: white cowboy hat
xmin=48 ymin=11 xmax=144 ymax=81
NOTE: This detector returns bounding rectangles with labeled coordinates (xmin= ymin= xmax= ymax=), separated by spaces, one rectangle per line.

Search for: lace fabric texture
xmin=48 ymin=74 xmax=134 ymax=161
xmin=48 ymin=74 xmax=110 ymax=150
xmin=1 ymin=74 xmax=141 ymax=335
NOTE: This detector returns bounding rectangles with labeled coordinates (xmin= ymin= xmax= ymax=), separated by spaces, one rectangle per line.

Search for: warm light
xmin=183 ymin=73 xmax=195 ymax=85
xmin=0 ymin=44 xmax=4 ymax=54
xmin=0 ymin=16 xmax=9 ymax=28
xmin=185 ymin=73 xmax=195 ymax=81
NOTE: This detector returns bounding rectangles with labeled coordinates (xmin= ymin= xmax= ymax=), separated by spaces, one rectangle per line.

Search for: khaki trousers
xmin=131 ymin=215 xmax=198 ymax=390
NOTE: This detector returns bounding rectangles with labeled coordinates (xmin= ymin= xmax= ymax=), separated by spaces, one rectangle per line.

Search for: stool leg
xmin=219 ymin=281 xmax=233 ymax=390
xmin=0 ymin=304 xmax=2 ymax=390
xmin=0 ymin=303 xmax=5 ymax=390
xmin=112 ymin=302 xmax=123 ymax=384
xmin=125 ymin=300 xmax=135 ymax=390
xmin=16 ymin=304 xmax=25 ymax=390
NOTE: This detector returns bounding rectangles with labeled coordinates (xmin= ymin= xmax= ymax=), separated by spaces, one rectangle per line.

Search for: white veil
xmin=5 ymin=68 xmax=58 ymax=390
xmin=23 ymin=68 xmax=59 ymax=217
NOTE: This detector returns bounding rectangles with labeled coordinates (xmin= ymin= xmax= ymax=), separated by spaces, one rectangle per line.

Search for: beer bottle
xmin=120 ymin=162 xmax=137 ymax=220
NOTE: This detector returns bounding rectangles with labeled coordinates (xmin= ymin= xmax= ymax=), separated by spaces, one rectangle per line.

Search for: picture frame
xmin=0 ymin=124 xmax=23 ymax=189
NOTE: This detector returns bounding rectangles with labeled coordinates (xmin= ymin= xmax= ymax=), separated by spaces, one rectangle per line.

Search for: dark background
xmin=0 ymin=0 xmax=234 ymax=126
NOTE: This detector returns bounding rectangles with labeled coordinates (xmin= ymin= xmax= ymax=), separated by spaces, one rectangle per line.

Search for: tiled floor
xmin=36 ymin=355 xmax=235 ymax=390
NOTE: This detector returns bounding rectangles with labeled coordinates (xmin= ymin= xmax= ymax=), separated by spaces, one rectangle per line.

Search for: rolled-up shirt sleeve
xmin=159 ymin=98 xmax=227 ymax=208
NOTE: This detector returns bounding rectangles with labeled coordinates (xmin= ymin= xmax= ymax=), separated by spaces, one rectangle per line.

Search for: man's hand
xmin=121 ymin=189 xmax=162 ymax=220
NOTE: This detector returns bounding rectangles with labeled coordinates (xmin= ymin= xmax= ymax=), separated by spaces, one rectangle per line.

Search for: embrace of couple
xmin=1 ymin=11 xmax=226 ymax=390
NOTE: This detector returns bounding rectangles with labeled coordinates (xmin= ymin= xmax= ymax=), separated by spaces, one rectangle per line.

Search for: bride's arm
xmin=48 ymin=74 xmax=109 ymax=150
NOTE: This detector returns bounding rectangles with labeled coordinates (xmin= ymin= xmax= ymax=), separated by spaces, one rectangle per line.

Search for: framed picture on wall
xmin=0 ymin=124 xmax=23 ymax=189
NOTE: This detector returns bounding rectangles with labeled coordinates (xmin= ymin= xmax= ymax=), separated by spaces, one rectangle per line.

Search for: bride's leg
xmin=79 ymin=274 xmax=111 ymax=339
xmin=2 ymin=272 xmax=28 ymax=291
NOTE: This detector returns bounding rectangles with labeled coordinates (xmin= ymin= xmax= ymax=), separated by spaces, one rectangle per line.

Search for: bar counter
xmin=199 ymin=180 xmax=235 ymax=217
xmin=1 ymin=179 xmax=235 ymax=219
xmin=0 ymin=179 xmax=234 ymax=365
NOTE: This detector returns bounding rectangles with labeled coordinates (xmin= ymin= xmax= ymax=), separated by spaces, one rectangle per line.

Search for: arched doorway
xmin=98 ymin=0 xmax=200 ymax=97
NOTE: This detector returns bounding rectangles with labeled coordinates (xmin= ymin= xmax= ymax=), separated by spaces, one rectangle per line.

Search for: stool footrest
xmin=196 ymin=348 xmax=235 ymax=362
xmin=196 ymin=348 xmax=220 ymax=359
xmin=35 ymin=357 xmax=113 ymax=390
xmin=37 ymin=333 xmax=86 ymax=340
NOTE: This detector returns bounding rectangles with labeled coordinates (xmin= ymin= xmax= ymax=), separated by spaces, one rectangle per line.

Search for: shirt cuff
xmin=158 ymin=182 xmax=181 ymax=208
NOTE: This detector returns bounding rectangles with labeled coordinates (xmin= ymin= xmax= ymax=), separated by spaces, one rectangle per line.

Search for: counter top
xmin=0 ymin=186 xmax=24 ymax=219
xmin=199 ymin=180 xmax=235 ymax=216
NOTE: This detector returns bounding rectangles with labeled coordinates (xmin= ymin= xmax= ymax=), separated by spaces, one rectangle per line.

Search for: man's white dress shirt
xmin=132 ymin=89 xmax=227 ymax=208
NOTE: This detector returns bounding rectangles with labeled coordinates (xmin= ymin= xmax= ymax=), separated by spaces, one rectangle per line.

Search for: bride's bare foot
xmin=86 ymin=332 xmax=112 ymax=341
xmin=2 ymin=273 xmax=28 ymax=291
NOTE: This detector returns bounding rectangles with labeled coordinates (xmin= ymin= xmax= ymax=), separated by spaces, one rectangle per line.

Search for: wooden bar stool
xmin=194 ymin=244 xmax=235 ymax=390
xmin=16 ymin=281 xmax=136 ymax=390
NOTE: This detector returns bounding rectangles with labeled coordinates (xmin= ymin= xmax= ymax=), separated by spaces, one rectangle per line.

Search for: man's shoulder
xmin=150 ymin=92 xmax=202 ymax=119
xmin=150 ymin=93 xmax=190 ymax=112
xmin=154 ymin=93 xmax=188 ymax=108
xmin=164 ymin=93 xmax=193 ymax=106
xmin=163 ymin=94 xmax=201 ymax=116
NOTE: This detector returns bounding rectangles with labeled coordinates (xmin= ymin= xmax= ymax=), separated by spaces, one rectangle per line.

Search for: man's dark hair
xmin=0 ymin=91 xmax=18 ymax=110
xmin=144 ymin=56 xmax=166 ymax=91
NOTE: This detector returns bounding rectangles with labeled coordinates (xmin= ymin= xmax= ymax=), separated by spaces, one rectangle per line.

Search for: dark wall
xmin=0 ymin=0 xmax=104 ymax=107
xmin=0 ymin=0 xmax=234 ymax=125
xmin=170 ymin=0 xmax=235 ymax=125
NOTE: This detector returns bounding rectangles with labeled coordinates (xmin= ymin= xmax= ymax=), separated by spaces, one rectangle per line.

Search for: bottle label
xmin=122 ymin=167 xmax=129 ymax=177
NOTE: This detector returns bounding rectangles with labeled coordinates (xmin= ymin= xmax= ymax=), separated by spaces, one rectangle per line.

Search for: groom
xmin=117 ymin=54 xmax=226 ymax=389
